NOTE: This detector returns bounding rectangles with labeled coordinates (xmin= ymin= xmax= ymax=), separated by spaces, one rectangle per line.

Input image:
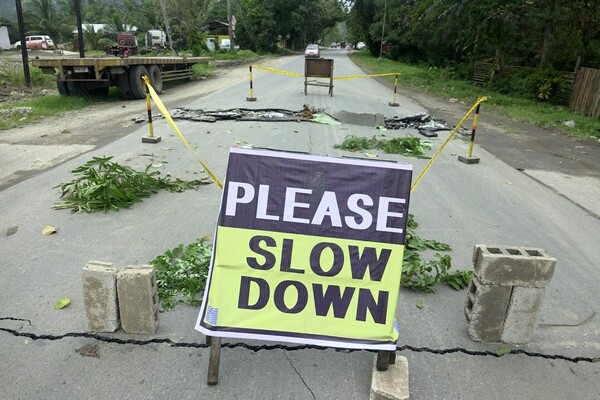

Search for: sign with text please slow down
xmin=195 ymin=147 xmax=413 ymax=350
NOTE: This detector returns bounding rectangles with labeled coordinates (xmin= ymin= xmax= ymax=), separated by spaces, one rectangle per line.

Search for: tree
xmin=24 ymin=0 xmax=73 ymax=43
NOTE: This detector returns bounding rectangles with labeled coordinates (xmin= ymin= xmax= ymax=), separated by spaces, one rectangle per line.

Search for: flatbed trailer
xmin=31 ymin=56 xmax=212 ymax=99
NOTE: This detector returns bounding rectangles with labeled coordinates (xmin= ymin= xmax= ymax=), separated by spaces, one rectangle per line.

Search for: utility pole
xmin=15 ymin=0 xmax=30 ymax=86
xmin=74 ymin=0 xmax=85 ymax=58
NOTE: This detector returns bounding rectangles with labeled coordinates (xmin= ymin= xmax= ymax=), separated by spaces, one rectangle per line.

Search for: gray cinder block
xmin=473 ymin=245 xmax=556 ymax=288
xmin=117 ymin=265 xmax=159 ymax=334
xmin=465 ymin=275 xmax=512 ymax=342
xmin=370 ymin=355 xmax=409 ymax=400
xmin=501 ymin=287 xmax=546 ymax=344
xmin=82 ymin=261 xmax=119 ymax=332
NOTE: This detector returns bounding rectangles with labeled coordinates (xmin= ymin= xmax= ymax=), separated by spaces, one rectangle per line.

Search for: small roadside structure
xmin=0 ymin=24 xmax=11 ymax=50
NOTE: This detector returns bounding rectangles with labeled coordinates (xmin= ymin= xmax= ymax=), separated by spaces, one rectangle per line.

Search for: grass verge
xmin=350 ymin=52 xmax=600 ymax=141
xmin=0 ymin=89 xmax=120 ymax=131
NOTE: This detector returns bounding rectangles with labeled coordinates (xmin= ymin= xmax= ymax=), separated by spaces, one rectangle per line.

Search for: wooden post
xmin=376 ymin=350 xmax=395 ymax=371
xmin=207 ymin=336 xmax=222 ymax=385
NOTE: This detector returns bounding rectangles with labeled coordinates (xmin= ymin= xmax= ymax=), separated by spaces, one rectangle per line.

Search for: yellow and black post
xmin=388 ymin=73 xmax=399 ymax=107
xmin=142 ymin=75 xmax=161 ymax=144
xmin=246 ymin=65 xmax=257 ymax=102
xmin=458 ymin=99 xmax=482 ymax=164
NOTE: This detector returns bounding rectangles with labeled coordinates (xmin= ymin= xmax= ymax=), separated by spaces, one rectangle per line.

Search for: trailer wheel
xmin=118 ymin=72 xmax=134 ymax=99
xmin=119 ymin=39 xmax=126 ymax=45
xmin=67 ymin=80 xmax=93 ymax=97
xmin=148 ymin=65 xmax=163 ymax=93
xmin=57 ymin=78 xmax=70 ymax=96
xmin=129 ymin=65 xmax=149 ymax=99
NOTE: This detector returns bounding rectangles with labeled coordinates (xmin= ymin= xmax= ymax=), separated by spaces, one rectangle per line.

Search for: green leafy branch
xmin=52 ymin=156 xmax=209 ymax=212
xmin=335 ymin=135 xmax=431 ymax=158
xmin=402 ymin=214 xmax=472 ymax=293
xmin=150 ymin=237 xmax=212 ymax=311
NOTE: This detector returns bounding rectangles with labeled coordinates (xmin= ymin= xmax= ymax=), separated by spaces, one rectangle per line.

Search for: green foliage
xmin=192 ymin=62 xmax=216 ymax=78
xmin=150 ymin=237 xmax=212 ymax=311
xmin=335 ymin=135 xmax=431 ymax=158
xmin=347 ymin=0 xmax=600 ymax=70
xmin=52 ymin=156 xmax=207 ymax=213
xmin=402 ymin=214 xmax=472 ymax=293
xmin=528 ymin=69 xmax=566 ymax=105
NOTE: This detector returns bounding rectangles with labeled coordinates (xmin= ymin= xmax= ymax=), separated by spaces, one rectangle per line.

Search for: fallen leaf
xmin=505 ymin=181 xmax=513 ymax=185
xmin=150 ymin=163 xmax=164 ymax=168
xmin=6 ymin=226 xmax=18 ymax=236
xmin=42 ymin=226 xmax=57 ymax=235
xmin=76 ymin=344 xmax=100 ymax=358
xmin=54 ymin=297 xmax=71 ymax=310
xmin=364 ymin=153 xmax=378 ymax=158
xmin=416 ymin=299 xmax=424 ymax=309
xmin=495 ymin=347 xmax=512 ymax=357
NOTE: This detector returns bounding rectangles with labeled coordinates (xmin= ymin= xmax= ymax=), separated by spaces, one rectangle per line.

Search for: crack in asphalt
xmin=0 ymin=321 xmax=598 ymax=364
xmin=284 ymin=352 xmax=316 ymax=400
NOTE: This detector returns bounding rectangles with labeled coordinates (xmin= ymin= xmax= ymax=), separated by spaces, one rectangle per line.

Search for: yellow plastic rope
xmin=142 ymin=76 xmax=223 ymax=189
xmin=411 ymin=96 xmax=488 ymax=193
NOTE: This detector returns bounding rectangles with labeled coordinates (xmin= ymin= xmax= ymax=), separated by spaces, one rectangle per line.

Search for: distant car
xmin=305 ymin=44 xmax=320 ymax=58
xmin=330 ymin=42 xmax=337 ymax=48
xmin=356 ymin=41 xmax=366 ymax=50
xmin=13 ymin=35 xmax=54 ymax=50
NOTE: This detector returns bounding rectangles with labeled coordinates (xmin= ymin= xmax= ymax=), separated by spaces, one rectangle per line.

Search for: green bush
xmin=527 ymin=69 xmax=566 ymax=105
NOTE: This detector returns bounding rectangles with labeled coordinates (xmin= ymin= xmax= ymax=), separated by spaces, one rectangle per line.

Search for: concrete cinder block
xmin=501 ymin=287 xmax=546 ymax=344
xmin=82 ymin=261 xmax=119 ymax=332
xmin=465 ymin=275 xmax=512 ymax=342
xmin=473 ymin=245 xmax=556 ymax=288
xmin=370 ymin=355 xmax=409 ymax=400
xmin=117 ymin=265 xmax=159 ymax=334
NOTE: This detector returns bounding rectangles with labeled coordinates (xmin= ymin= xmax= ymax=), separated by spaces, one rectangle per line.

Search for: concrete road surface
xmin=1 ymin=49 xmax=598 ymax=399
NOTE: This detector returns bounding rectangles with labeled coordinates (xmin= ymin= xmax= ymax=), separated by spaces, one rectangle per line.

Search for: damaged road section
xmin=163 ymin=107 xmax=450 ymax=136
xmin=385 ymin=113 xmax=450 ymax=137
xmin=167 ymin=107 xmax=314 ymax=123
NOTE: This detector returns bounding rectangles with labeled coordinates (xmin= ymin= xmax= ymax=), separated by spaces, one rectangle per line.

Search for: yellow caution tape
xmin=334 ymin=72 xmax=399 ymax=80
xmin=251 ymin=65 xmax=304 ymax=77
xmin=251 ymin=65 xmax=399 ymax=80
xmin=410 ymin=96 xmax=488 ymax=193
xmin=142 ymin=76 xmax=224 ymax=189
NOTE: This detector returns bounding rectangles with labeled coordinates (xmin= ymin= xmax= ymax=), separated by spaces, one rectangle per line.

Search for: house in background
xmin=0 ymin=24 xmax=11 ymax=50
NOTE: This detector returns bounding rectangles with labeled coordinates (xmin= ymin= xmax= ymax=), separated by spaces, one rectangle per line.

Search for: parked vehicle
xmin=145 ymin=29 xmax=166 ymax=49
xmin=305 ymin=44 xmax=320 ymax=58
xmin=356 ymin=41 xmax=366 ymax=50
xmin=32 ymin=55 xmax=212 ymax=99
xmin=13 ymin=35 xmax=54 ymax=50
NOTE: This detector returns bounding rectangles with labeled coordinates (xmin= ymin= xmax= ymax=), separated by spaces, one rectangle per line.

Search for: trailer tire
xmin=57 ymin=78 xmax=70 ymax=96
xmin=119 ymin=39 xmax=126 ymax=45
xmin=118 ymin=72 xmax=134 ymax=99
xmin=129 ymin=65 xmax=149 ymax=99
xmin=148 ymin=65 xmax=163 ymax=93
xmin=67 ymin=80 xmax=93 ymax=97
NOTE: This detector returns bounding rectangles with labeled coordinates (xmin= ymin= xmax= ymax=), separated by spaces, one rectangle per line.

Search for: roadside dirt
xmin=1 ymin=50 xmax=599 ymax=216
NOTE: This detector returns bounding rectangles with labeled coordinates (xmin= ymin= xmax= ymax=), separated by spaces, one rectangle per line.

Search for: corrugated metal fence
xmin=570 ymin=67 xmax=600 ymax=118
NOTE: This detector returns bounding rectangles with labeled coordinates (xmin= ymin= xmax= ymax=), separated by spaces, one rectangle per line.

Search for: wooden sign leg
xmin=207 ymin=336 xmax=222 ymax=385
xmin=376 ymin=350 xmax=396 ymax=371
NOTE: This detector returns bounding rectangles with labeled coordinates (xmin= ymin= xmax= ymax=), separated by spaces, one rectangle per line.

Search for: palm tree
xmin=24 ymin=0 xmax=72 ymax=44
